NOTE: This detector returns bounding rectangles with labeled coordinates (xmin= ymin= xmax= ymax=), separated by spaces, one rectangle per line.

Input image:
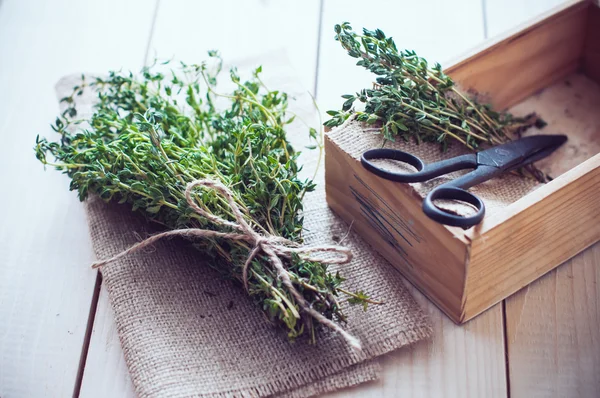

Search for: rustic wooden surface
xmin=446 ymin=0 xmax=589 ymax=110
xmin=505 ymin=244 xmax=600 ymax=398
xmin=0 ymin=0 xmax=153 ymax=396
xmin=1 ymin=0 xmax=598 ymax=397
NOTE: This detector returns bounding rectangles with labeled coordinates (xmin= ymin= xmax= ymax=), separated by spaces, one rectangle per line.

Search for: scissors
xmin=361 ymin=135 xmax=567 ymax=228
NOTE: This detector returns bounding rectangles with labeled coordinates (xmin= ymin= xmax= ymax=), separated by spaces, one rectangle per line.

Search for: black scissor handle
xmin=361 ymin=149 xmax=478 ymax=183
xmin=361 ymin=148 xmax=426 ymax=182
xmin=423 ymin=187 xmax=485 ymax=228
xmin=361 ymin=148 xmax=484 ymax=227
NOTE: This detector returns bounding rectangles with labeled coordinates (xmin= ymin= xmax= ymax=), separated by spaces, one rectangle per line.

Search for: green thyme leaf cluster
xmin=35 ymin=53 xmax=375 ymax=342
xmin=325 ymin=23 xmax=546 ymax=155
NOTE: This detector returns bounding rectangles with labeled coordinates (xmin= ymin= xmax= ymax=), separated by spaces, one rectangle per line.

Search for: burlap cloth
xmin=328 ymin=117 xmax=542 ymax=217
xmin=57 ymin=53 xmax=432 ymax=398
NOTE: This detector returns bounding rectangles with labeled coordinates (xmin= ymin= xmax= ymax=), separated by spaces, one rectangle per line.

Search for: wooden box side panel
xmin=325 ymin=135 xmax=469 ymax=321
xmin=463 ymin=153 xmax=600 ymax=320
xmin=444 ymin=1 xmax=589 ymax=110
xmin=583 ymin=2 xmax=600 ymax=83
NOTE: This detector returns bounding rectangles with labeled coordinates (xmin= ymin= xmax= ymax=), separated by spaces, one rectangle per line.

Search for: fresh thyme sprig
xmin=325 ymin=23 xmax=546 ymax=180
xmin=35 ymin=52 xmax=376 ymax=343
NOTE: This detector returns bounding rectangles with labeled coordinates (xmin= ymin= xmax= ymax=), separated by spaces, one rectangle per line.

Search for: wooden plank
xmin=496 ymin=4 xmax=600 ymax=386
xmin=145 ymin=0 xmax=321 ymax=93
xmin=78 ymin=2 xmax=321 ymax=397
xmin=505 ymin=242 xmax=600 ymax=398
xmin=483 ymin=4 xmax=600 ymax=398
xmin=446 ymin=0 xmax=589 ymax=110
xmin=466 ymin=152 xmax=600 ymax=320
xmin=0 ymin=0 xmax=154 ymax=397
xmin=485 ymin=0 xmax=572 ymax=38
xmin=324 ymin=291 xmax=507 ymax=398
xmin=78 ymin=288 xmax=136 ymax=398
xmin=583 ymin=3 xmax=600 ymax=83
xmin=317 ymin=0 xmax=485 ymax=114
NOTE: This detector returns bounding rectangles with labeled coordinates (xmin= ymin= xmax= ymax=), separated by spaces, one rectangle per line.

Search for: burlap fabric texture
xmin=57 ymin=54 xmax=432 ymax=398
xmin=328 ymin=116 xmax=542 ymax=217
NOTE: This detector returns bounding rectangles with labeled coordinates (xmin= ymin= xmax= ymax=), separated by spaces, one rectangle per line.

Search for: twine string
xmin=91 ymin=179 xmax=360 ymax=351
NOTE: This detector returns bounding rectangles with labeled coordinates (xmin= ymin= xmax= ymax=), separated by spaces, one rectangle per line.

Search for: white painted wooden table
xmin=1 ymin=0 xmax=598 ymax=397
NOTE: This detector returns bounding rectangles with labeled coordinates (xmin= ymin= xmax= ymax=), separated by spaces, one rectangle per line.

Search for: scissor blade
xmin=477 ymin=134 xmax=567 ymax=171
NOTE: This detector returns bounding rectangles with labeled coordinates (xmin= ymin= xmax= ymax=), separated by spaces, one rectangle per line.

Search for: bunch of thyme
xmin=35 ymin=53 xmax=375 ymax=343
xmin=325 ymin=23 xmax=546 ymax=179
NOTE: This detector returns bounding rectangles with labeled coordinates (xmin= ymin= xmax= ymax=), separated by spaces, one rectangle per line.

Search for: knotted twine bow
xmin=92 ymin=179 xmax=362 ymax=351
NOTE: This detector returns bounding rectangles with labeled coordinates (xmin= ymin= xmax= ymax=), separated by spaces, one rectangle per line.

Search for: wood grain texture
xmin=485 ymin=0 xmax=571 ymax=37
xmin=583 ymin=3 xmax=600 ymax=83
xmin=505 ymin=243 xmax=600 ymax=398
xmin=324 ymin=135 xmax=469 ymax=321
xmin=78 ymin=288 xmax=136 ymax=398
xmin=446 ymin=0 xmax=589 ymax=110
xmin=466 ymin=152 xmax=600 ymax=320
xmin=146 ymin=0 xmax=321 ymax=93
xmin=500 ymin=7 xmax=600 ymax=397
xmin=0 ymin=0 xmax=154 ymax=397
xmin=463 ymin=69 xmax=600 ymax=320
xmin=324 ymin=290 xmax=507 ymax=398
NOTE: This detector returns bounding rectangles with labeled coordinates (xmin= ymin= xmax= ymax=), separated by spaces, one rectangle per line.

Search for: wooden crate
xmin=325 ymin=0 xmax=600 ymax=324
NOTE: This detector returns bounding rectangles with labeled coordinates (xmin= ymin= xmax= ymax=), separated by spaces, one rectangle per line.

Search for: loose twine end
xmin=92 ymin=179 xmax=362 ymax=351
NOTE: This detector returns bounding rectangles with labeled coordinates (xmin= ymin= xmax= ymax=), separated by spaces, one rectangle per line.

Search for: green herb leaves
xmin=326 ymin=23 xmax=544 ymax=161
xmin=36 ymin=53 xmax=376 ymax=343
